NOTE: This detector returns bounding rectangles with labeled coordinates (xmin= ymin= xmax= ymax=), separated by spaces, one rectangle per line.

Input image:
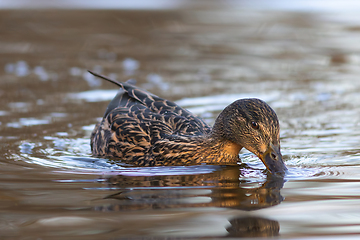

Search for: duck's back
xmin=90 ymin=73 xmax=211 ymax=166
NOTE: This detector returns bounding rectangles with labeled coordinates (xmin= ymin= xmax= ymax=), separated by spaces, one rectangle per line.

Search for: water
xmin=1 ymin=2 xmax=360 ymax=239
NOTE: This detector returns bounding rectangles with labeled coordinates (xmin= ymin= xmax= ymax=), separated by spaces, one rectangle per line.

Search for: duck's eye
xmin=251 ymin=121 xmax=259 ymax=129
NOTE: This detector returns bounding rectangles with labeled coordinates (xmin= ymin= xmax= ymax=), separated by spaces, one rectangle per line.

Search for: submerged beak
xmin=259 ymin=143 xmax=287 ymax=175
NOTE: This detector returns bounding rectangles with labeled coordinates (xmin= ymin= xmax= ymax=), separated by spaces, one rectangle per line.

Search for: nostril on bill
xmin=271 ymin=152 xmax=277 ymax=160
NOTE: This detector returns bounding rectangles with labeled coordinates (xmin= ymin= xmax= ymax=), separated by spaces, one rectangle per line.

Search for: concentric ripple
xmin=14 ymin=133 xmax=351 ymax=183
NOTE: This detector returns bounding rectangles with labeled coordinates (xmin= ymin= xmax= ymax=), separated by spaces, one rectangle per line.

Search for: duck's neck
xmin=192 ymin=114 xmax=242 ymax=165
xmin=194 ymin=136 xmax=242 ymax=165
xmin=152 ymin=134 xmax=242 ymax=166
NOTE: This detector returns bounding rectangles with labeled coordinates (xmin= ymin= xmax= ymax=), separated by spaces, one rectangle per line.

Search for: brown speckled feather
xmin=90 ymin=71 xmax=213 ymax=166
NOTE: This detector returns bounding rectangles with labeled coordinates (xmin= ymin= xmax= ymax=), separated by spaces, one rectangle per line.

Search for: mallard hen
xmin=89 ymin=71 xmax=287 ymax=174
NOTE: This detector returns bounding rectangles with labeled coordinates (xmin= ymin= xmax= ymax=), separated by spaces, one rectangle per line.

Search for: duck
xmin=89 ymin=71 xmax=287 ymax=175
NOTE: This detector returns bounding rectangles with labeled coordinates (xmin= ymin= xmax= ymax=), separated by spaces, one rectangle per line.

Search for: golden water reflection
xmin=98 ymin=167 xmax=284 ymax=211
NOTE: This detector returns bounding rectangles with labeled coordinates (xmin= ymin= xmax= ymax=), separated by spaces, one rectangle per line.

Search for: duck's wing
xmin=88 ymin=71 xmax=211 ymax=134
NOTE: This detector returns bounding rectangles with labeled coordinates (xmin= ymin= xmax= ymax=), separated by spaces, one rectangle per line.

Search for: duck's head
xmin=212 ymin=98 xmax=287 ymax=175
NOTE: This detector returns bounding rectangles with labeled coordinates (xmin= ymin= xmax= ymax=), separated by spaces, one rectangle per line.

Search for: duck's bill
xmin=259 ymin=144 xmax=287 ymax=175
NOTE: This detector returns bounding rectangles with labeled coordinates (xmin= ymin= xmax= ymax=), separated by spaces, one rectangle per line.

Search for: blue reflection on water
xmin=1 ymin=0 xmax=360 ymax=15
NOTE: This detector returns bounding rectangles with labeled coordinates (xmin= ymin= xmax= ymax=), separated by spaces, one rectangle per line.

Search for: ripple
xmin=18 ymin=146 xmax=266 ymax=181
xmin=285 ymin=166 xmax=345 ymax=180
xmin=69 ymin=89 xmax=118 ymax=102
xmin=22 ymin=153 xmax=225 ymax=177
xmin=176 ymin=92 xmax=280 ymax=115
xmin=17 ymin=135 xmax=225 ymax=176
xmin=241 ymin=151 xmax=353 ymax=181
xmin=7 ymin=117 xmax=50 ymax=128
xmin=14 ymin=120 xmax=360 ymax=183
xmin=17 ymin=135 xmax=349 ymax=181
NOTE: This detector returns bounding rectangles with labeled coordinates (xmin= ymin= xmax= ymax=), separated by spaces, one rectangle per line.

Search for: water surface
xmin=1 ymin=3 xmax=360 ymax=239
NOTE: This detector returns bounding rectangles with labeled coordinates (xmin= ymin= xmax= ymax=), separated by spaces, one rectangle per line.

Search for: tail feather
xmin=88 ymin=71 xmax=210 ymax=131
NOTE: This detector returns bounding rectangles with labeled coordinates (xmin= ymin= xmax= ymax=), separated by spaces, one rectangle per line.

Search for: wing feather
xmin=89 ymin=71 xmax=213 ymax=164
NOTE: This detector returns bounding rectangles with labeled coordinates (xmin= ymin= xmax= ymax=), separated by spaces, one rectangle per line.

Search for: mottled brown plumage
xmin=89 ymin=71 xmax=287 ymax=174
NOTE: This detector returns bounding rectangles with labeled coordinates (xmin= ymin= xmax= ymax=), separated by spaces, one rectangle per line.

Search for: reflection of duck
xmin=95 ymin=166 xmax=284 ymax=212
xmin=226 ymin=216 xmax=279 ymax=238
xmin=89 ymin=71 xmax=286 ymax=174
